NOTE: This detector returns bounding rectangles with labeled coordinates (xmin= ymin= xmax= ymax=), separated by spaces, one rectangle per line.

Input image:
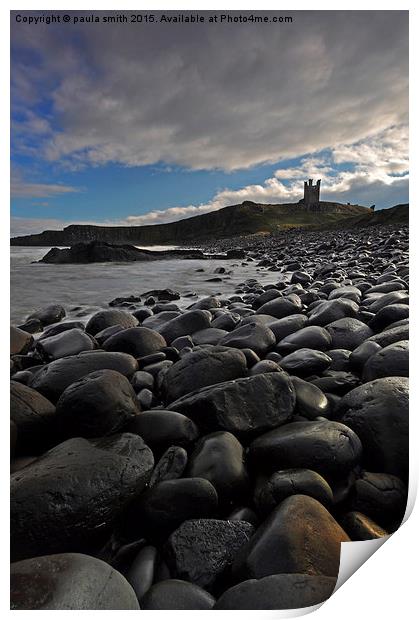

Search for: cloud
xmin=11 ymin=170 xmax=80 ymax=198
xmin=11 ymin=11 xmax=408 ymax=171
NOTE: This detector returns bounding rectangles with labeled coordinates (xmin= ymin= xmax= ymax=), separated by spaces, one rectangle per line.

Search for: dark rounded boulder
xmin=349 ymin=341 xmax=382 ymax=371
xmin=254 ymin=469 xmax=333 ymax=516
xmin=339 ymin=377 xmax=408 ymax=479
xmin=186 ymin=431 xmax=248 ymax=507
xmin=141 ymin=579 xmax=215 ymax=609
xmin=55 ymin=369 xmax=140 ymax=438
xmin=276 ymin=326 xmax=332 ymax=353
xmin=10 ymin=381 xmax=57 ymax=455
xmin=362 ymin=340 xmax=408 ymax=381
xmin=163 ymin=346 xmax=247 ymax=403
xmin=219 ymin=323 xmax=276 ymax=358
xmin=249 ymin=420 xmax=362 ymax=478
xmin=268 ymin=314 xmax=308 ymax=341
xmin=11 ymin=433 xmax=154 ymax=561
xmin=159 ymin=310 xmax=211 ymax=344
xmin=11 ymin=553 xmax=139 ymax=609
xmin=103 ymin=326 xmax=166 ymax=357
xmin=27 ymin=304 xmax=66 ymax=327
xmin=308 ymin=299 xmax=358 ymax=327
xmin=325 ymin=318 xmax=373 ymax=351
xmin=125 ymin=410 xmax=199 ymax=455
xmin=256 ymin=296 xmax=302 ymax=319
xmin=36 ymin=328 xmax=96 ymax=361
xmin=368 ymin=303 xmax=409 ymax=332
xmin=232 ymin=495 xmax=349 ymax=580
xmin=86 ymin=309 xmax=138 ymax=336
xmin=348 ymin=471 xmax=407 ymax=528
xmin=149 ymin=446 xmax=188 ymax=487
xmin=279 ymin=348 xmax=332 ymax=376
xmin=168 ymin=372 xmax=296 ymax=438
xmin=214 ymin=573 xmax=336 ymax=609
xmin=125 ymin=545 xmax=158 ymax=601
xmin=291 ymin=376 xmax=330 ymax=419
xmin=125 ymin=478 xmax=218 ymax=538
xmin=29 ymin=351 xmax=138 ymax=402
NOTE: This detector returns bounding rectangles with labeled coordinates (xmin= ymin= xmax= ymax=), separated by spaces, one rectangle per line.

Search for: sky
xmin=10 ymin=10 xmax=408 ymax=236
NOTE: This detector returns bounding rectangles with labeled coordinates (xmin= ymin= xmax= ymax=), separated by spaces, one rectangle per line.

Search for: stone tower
xmin=303 ymin=179 xmax=321 ymax=206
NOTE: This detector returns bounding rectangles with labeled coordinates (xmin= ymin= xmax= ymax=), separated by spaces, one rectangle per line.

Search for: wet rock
xmin=168 ymin=372 xmax=295 ymax=438
xmin=256 ymin=296 xmax=302 ymax=319
xmin=94 ymin=324 xmax=124 ymax=346
xmin=10 ymin=553 xmax=139 ymax=609
xmin=125 ymin=545 xmax=157 ymax=601
xmin=131 ymin=370 xmax=154 ymax=392
xmin=349 ymin=341 xmax=382 ymax=370
xmin=339 ymin=377 xmax=408 ymax=479
xmin=192 ymin=328 xmax=228 ymax=345
xmin=340 ymin=511 xmax=388 ymax=541
xmin=10 ymin=381 xmax=56 ymax=454
xmin=149 ymin=446 xmax=188 ymax=487
xmin=17 ymin=318 xmax=42 ymax=334
xmin=214 ymin=573 xmax=336 ymax=609
xmin=142 ymin=311 xmax=181 ymax=331
xmin=367 ymin=290 xmax=408 ymax=313
xmin=39 ymin=321 xmax=86 ymax=340
xmin=27 ymin=304 xmax=66 ymax=327
xmin=367 ymin=323 xmax=409 ymax=348
xmin=279 ymin=348 xmax=332 ymax=376
xmin=165 ymin=519 xmax=254 ymax=591
xmin=308 ymin=299 xmax=358 ymax=326
xmin=228 ymin=507 xmax=259 ymax=525
xmin=219 ymin=323 xmax=276 ymax=357
xmin=325 ymin=318 xmax=373 ymax=351
xmin=211 ymin=312 xmax=241 ymax=331
xmin=276 ymin=326 xmax=332 ymax=353
xmin=55 ymin=369 xmax=140 ymax=438
xmin=254 ymin=469 xmax=333 ymax=516
xmin=232 ymin=495 xmax=349 ymax=580
xmin=267 ymin=314 xmax=309 ymax=341
xmin=249 ymin=420 xmax=362 ymax=478
xmin=249 ymin=359 xmax=281 ymax=375
xmin=125 ymin=410 xmax=199 ymax=455
xmin=362 ymin=340 xmax=408 ymax=381
xmin=159 ymin=310 xmax=211 ymax=344
xmin=348 ymin=471 xmax=407 ymax=529
xmin=191 ymin=296 xmax=222 ymax=310
xmin=141 ymin=579 xmax=215 ymax=609
xmin=368 ymin=303 xmax=409 ymax=332
xmin=11 ymin=326 xmax=33 ymax=355
xmin=291 ymin=376 xmax=330 ymax=419
xmin=36 ymin=328 xmax=96 ymax=361
xmin=163 ymin=347 xmax=247 ymax=403
xmin=86 ymin=309 xmax=138 ymax=336
xmin=127 ymin=479 xmax=218 ymax=538
xmin=327 ymin=349 xmax=352 ymax=371
xmin=29 ymin=351 xmax=138 ymax=402
xmin=186 ymin=431 xmax=248 ymax=508
xmin=11 ymin=433 xmax=154 ymax=561
xmin=310 ymin=371 xmax=360 ymax=396
xmin=103 ymin=326 xmax=166 ymax=358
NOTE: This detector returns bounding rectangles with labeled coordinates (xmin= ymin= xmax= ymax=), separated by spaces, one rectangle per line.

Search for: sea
xmin=10 ymin=246 xmax=280 ymax=326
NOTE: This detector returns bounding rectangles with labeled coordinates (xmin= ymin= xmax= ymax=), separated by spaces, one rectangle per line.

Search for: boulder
xmin=279 ymin=349 xmax=332 ymax=376
xmin=291 ymin=377 xmax=330 ymax=419
xmin=165 ymin=519 xmax=254 ymax=591
xmin=256 ymin=296 xmax=302 ymax=319
xmin=276 ymin=326 xmax=332 ymax=353
xmin=362 ymin=340 xmax=408 ymax=381
xmin=308 ymin=299 xmax=358 ymax=326
xmin=11 ymin=326 xmax=33 ymax=355
xmin=125 ymin=410 xmax=199 ymax=455
xmin=103 ymin=326 xmax=166 ymax=357
xmin=219 ymin=323 xmax=276 ymax=357
xmin=168 ymin=372 xmax=295 ymax=438
xmin=339 ymin=377 xmax=408 ymax=479
xmin=36 ymin=328 xmax=96 ymax=360
xmin=159 ymin=310 xmax=211 ymax=344
xmin=325 ymin=318 xmax=373 ymax=351
xmin=11 ymin=553 xmax=139 ymax=609
xmin=27 ymin=304 xmax=66 ymax=327
xmin=214 ymin=573 xmax=336 ymax=609
xmin=186 ymin=431 xmax=248 ymax=507
xmin=250 ymin=420 xmax=362 ymax=478
xmin=55 ymin=369 xmax=140 ymax=438
xmin=29 ymin=351 xmax=138 ymax=402
xmin=149 ymin=446 xmax=188 ymax=487
xmin=86 ymin=309 xmax=138 ymax=336
xmin=10 ymin=381 xmax=57 ymax=454
xmin=232 ymin=495 xmax=350 ymax=580
xmin=141 ymin=579 xmax=215 ymax=609
xmin=340 ymin=512 xmax=388 ymax=541
xmin=11 ymin=433 xmax=154 ymax=561
xmin=163 ymin=346 xmax=247 ymax=403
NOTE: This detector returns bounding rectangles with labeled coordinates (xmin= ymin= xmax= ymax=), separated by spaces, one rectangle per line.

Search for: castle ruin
xmin=303 ymin=179 xmax=321 ymax=206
